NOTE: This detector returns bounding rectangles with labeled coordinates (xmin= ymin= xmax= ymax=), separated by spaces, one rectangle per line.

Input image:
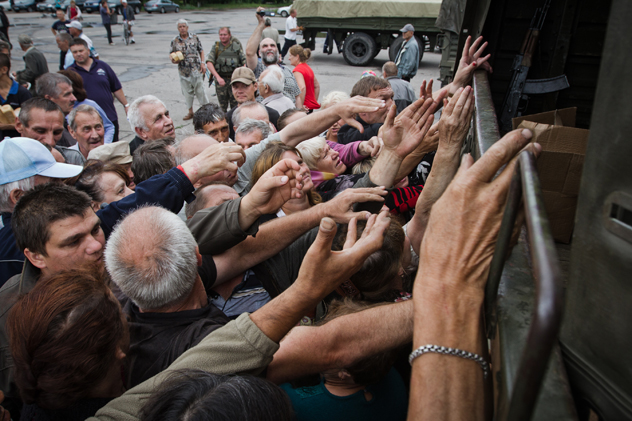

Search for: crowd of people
xmin=0 ymin=6 xmax=543 ymax=421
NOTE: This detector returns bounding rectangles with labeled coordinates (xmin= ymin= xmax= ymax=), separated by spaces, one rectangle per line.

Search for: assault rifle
xmin=499 ymin=0 xmax=569 ymax=133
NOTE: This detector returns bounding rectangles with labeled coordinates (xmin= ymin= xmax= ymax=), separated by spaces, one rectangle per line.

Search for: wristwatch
xmin=124 ymin=104 xmax=130 ymax=109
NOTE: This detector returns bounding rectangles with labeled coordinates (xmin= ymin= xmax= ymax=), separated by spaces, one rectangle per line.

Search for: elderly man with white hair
xmin=170 ymin=19 xmax=208 ymax=120
xmin=259 ymin=65 xmax=295 ymax=115
xmin=128 ymin=95 xmax=176 ymax=154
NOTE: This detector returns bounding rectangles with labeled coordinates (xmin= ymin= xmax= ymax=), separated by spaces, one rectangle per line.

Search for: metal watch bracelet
xmin=408 ymin=344 xmax=490 ymax=379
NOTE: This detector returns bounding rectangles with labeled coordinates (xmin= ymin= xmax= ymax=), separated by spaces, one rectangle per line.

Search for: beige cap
xmin=231 ymin=67 xmax=257 ymax=85
xmin=87 ymin=142 xmax=133 ymax=165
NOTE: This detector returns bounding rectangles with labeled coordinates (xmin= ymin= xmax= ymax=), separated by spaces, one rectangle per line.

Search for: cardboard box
xmin=513 ymin=108 xmax=589 ymax=243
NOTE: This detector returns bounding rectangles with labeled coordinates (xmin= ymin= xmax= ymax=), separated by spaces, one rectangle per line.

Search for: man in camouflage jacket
xmin=206 ymin=27 xmax=246 ymax=112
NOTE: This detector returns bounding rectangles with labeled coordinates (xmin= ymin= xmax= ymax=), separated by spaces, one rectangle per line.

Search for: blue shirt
xmin=100 ymin=5 xmax=111 ymax=24
xmin=70 ymin=59 xmax=122 ymax=122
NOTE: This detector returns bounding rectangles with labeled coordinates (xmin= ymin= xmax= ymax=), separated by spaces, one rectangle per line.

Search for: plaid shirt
xmin=170 ymin=32 xmax=203 ymax=78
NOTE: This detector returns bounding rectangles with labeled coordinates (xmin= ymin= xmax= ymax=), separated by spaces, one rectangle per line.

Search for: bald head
xmin=104 ymin=206 xmax=199 ymax=311
xmin=185 ymin=184 xmax=239 ymax=219
xmin=174 ymin=134 xmax=218 ymax=166
xmin=173 ymin=134 xmax=238 ymax=187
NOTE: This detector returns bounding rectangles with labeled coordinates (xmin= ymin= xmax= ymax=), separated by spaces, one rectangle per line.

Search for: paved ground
xmin=6 ymin=8 xmax=441 ymax=142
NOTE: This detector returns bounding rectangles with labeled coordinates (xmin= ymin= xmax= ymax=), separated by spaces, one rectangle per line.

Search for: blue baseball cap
xmin=0 ymin=137 xmax=83 ymax=185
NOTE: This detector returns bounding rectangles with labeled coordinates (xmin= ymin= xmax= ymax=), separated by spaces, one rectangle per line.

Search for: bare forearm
xmin=267 ymin=300 xmax=413 ymax=383
xmin=368 ymin=150 xmax=403 ymax=188
xmin=408 ymin=287 xmax=487 ymax=420
xmin=113 ymin=89 xmax=128 ymax=107
xmin=246 ymin=22 xmax=266 ymax=69
xmin=408 ymin=147 xmax=460 ymax=255
xmin=280 ymin=104 xmax=344 ymax=146
xmin=250 ymin=279 xmax=323 ymax=343
xmin=215 ymin=206 xmax=324 ymax=283
xmin=206 ymin=61 xmax=220 ymax=79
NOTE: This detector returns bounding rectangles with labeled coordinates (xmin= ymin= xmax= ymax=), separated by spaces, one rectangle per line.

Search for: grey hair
xmin=296 ymin=136 xmax=327 ymax=170
xmin=105 ymin=206 xmax=199 ymax=310
xmin=173 ymin=133 xmax=215 ymax=166
xmin=67 ymin=104 xmax=102 ymax=131
xmin=321 ymin=91 xmax=350 ymax=109
xmin=56 ymin=32 xmax=73 ymax=44
xmin=0 ymin=176 xmax=35 ymax=213
xmin=235 ymin=118 xmax=271 ymax=139
xmin=177 ymin=19 xmax=188 ymax=26
xmin=0 ymin=40 xmax=10 ymax=52
xmin=128 ymin=95 xmax=167 ymax=131
xmin=259 ymin=65 xmax=284 ymax=94
xmin=35 ymin=73 xmax=72 ymax=98
xmin=232 ymin=101 xmax=268 ymax=128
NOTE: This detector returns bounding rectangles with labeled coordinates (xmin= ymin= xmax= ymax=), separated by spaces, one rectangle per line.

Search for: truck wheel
xmin=343 ymin=32 xmax=377 ymax=66
xmin=134 ymin=5 xmax=140 ymax=13
xmin=389 ymin=35 xmax=425 ymax=65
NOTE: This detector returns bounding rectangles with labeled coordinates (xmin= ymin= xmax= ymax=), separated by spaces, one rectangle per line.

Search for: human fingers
xmin=469 ymin=36 xmax=484 ymax=58
xmin=469 ymin=129 xmax=533 ymax=183
xmin=373 ymin=137 xmax=384 ymax=157
xmin=267 ymin=158 xmax=302 ymax=175
xmin=423 ymin=79 xmax=434 ymax=99
xmin=343 ymin=217 xmax=358 ymax=250
xmin=419 ymin=80 xmax=427 ymax=99
xmin=453 ymin=86 xmax=472 ymax=118
xmin=344 ymin=96 xmax=386 ymax=115
xmin=443 ymin=86 xmax=463 ymax=117
xmin=461 ymin=35 xmax=473 ymax=61
xmin=493 ymin=142 xmax=542 ymax=189
xmin=308 ymin=217 xmax=338 ymax=260
xmin=411 ymin=97 xmax=434 ymax=123
xmin=383 ymin=102 xmax=398 ymax=129
xmin=359 ymin=209 xmax=391 ymax=245
xmin=472 ymin=40 xmax=488 ymax=61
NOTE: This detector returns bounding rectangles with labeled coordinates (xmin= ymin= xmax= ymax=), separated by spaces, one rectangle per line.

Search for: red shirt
xmin=293 ymin=62 xmax=320 ymax=110
xmin=69 ymin=6 xmax=79 ymax=19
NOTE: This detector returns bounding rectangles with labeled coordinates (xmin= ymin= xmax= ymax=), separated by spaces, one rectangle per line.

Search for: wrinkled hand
xmin=297 ymin=210 xmax=391 ymax=299
xmin=244 ymin=158 xmax=304 ymax=217
xmin=321 ymin=187 xmax=387 ymax=223
xmin=451 ymin=36 xmax=492 ymax=94
xmin=416 ymin=129 xmax=540 ymax=299
xmin=438 ymin=86 xmax=474 ymax=150
xmin=358 ymin=136 xmax=383 ymax=157
xmin=332 ymin=96 xmax=387 ymax=133
xmin=180 ymin=142 xmax=246 ymax=185
xmin=380 ymin=92 xmax=437 ymax=159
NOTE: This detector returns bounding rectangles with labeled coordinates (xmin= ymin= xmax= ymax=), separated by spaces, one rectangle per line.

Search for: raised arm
xmin=368 ymin=93 xmax=437 ymax=188
xmin=251 ymin=210 xmax=391 ymax=342
xmin=267 ymin=299 xmax=413 ymax=384
xmin=408 ymin=129 xmax=538 ymax=421
xmin=213 ymin=187 xmax=387 ymax=284
xmin=407 ymin=86 xmax=474 ymax=254
xmin=245 ymin=7 xmax=266 ymax=70
xmin=279 ymin=96 xmax=386 ymax=146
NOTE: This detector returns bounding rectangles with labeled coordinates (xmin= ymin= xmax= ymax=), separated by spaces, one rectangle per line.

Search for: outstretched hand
xmin=244 ymin=158 xmax=304 ymax=217
xmin=438 ymin=86 xmax=475 ymax=150
xmin=180 ymin=142 xmax=246 ymax=186
xmin=333 ymin=96 xmax=387 ymax=134
xmin=297 ymin=210 xmax=391 ymax=300
xmin=380 ymin=94 xmax=436 ymax=159
xmin=416 ymin=129 xmax=540 ymax=298
xmin=451 ymin=35 xmax=493 ymax=94
xmin=320 ymin=187 xmax=387 ymax=223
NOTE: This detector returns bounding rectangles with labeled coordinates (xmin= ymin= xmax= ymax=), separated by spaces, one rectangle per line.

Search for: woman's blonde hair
xmin=295 ymin=136 xmax=327 ymax=170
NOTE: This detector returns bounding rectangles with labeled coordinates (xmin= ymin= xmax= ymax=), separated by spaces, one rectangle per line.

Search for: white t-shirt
xmin=285 ymin=16 xmax=297 ymax=40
